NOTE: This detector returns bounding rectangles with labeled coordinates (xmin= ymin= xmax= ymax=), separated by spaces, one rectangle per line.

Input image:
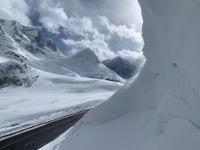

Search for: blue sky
xmin=0 ymin=0 xmax=143 ymax=60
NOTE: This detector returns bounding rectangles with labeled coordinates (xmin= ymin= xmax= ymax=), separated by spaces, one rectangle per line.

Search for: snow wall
xmin=57 ymin=0 xmax=200 ymax=149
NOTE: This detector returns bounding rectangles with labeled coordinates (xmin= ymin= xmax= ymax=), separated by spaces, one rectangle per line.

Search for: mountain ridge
xmin=0 ymin=18 xmax=124 ymax=88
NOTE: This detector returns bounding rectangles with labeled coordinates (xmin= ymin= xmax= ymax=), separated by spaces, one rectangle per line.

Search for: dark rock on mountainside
xmin=0 ymin=61 xmax=38 ymax=88
xmin=103 ymin=56 xmax=137 ymax=79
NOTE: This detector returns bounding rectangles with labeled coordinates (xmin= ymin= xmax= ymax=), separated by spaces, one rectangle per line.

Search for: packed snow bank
xmin=45 ymin=0 xmax=200 ymax=149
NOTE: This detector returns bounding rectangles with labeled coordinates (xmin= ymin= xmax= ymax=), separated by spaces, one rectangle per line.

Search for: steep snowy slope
xmin=47 ymin=0 xmax=200 ymax=150
xmin=103 ymin=56 xmax=138 ymax=79
xmin=63 ymin=49 xmax=125 ymax=82
xmin=0 ymin=18 xmax=64 ymax=87
xmin=0 ymin=18 xmax=59 ymax=60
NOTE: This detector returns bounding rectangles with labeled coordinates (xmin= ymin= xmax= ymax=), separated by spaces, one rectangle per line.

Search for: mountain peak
xmin=70 ymin=48 xmax=100 ymax=64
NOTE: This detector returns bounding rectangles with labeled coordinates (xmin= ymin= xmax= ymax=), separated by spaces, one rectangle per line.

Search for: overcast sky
xmin=0 ymin=0 xmax=143 ymax=60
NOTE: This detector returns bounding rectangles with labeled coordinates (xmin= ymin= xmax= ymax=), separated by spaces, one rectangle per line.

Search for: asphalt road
xmin=0 ymin=109 xmax=90 ymax=150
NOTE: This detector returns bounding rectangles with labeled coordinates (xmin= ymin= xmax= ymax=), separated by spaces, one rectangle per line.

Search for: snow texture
xmin=48 ymin=0 xmax=200 ymax=150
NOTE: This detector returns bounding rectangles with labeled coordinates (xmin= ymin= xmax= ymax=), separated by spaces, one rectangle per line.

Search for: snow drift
xmin=52 ymin=0 xmax=200 ymax=150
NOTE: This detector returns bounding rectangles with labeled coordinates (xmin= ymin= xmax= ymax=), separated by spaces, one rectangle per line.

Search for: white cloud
xmin=0 ymin=0 xmax=144 ymax=65
xmin=36 ymin=0 xmax=102 ymax=39
xmin=117 ymin=49 xmax=144 ymax=61
xmin=59 ymin=0 xmax=143 ymax=31
xmin=117 ymin=49 xmax=146 ymax=68
xmin=37 ymin=0 xmax=68 ymax=33
xmin=33 ymin=0 xmax=116 ymax=59
xmin=60 ymin=15 xmax=143 ymax=60
xmin=26 ymin=0 xmax=144 ymax=60
xmin=0 ymin=0 xmax=31 ymax=26
xmin=63 ymin=16 xmax=102 ymax=40
xmin=99 ymin=16 xmax=143 ymax=45
xmin=62 ymin=38 xmax=115 ymax=60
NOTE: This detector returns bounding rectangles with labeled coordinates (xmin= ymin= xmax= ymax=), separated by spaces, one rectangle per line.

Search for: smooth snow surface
xmin=0 ymin=56 xmax=10 ymax=63
xmin=0 ymin=69 xmax=122 ymax=131
xmin=45 ymin=0 xmax=200 ymax=150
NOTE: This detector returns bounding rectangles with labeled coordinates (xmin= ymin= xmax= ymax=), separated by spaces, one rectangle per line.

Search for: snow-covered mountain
xmin=0 ymin=18 xmax=59 ymax=60
xmin=103 ymin=56 xmax=137 ymax=79
xmin=0 ymin=18 xmax=124 ymax=87
xmin=0 ymin=18 xmax=46 ymax=87
xmin=63 ymin=49 xmax=125 ymax=82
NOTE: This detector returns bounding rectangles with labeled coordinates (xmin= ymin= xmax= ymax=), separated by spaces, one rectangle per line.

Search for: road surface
xmin=0 ymin=109 xmax=90 ymax=150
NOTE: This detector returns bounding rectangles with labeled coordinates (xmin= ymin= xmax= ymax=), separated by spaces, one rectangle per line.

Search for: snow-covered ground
xmin=0 ymin=69 xmax=122 ymax=133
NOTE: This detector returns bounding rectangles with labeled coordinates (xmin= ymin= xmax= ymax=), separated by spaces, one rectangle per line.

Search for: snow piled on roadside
xmin=43 ymin=0 xmax=200 ymax=149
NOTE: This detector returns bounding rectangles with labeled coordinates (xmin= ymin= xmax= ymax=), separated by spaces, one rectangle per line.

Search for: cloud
xmin=117 ymin=49 xmax=144 ymax=61
xmin=0 ymin=0 xmax=144 ymax=65
xmin=35 ymin=0 xmax=68 ymax=33
xmin=26 ymin=0 xmax=143 ymax=61
xmin=117 ymin=50 xmax=146 ymax=69
xmin=59 ymin=0 xmax=143 ymax=31
xmin=62 ymin=38 xmax=115 ymax=60
xmin=61 ymin=16 xmax=144 ymax=60
xmin=99 ymin=16 xmax=143 ymax=43
xmin=33 ymin=0 xmax=101 ymax=38
xmin=98 ymin=16 xmax=144 ymax=51
xmin=0 ymin=0 xmax=31 ymax=26
xmin=63 ymin=16 xmax=102 ymax=40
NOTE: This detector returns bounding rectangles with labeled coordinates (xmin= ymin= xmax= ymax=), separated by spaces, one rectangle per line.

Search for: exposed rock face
xmin=0 ymin=18 xmax=60 ymax=88
xmin=0 ymin=61 xmax=38 ymax=88
xmin=56 ymin=0 xmax=200 ymax=150
xmin=103 ymin=56 xmax=137 ymax=79
xmin=0 ymin=18 xmax=58 ymax=59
